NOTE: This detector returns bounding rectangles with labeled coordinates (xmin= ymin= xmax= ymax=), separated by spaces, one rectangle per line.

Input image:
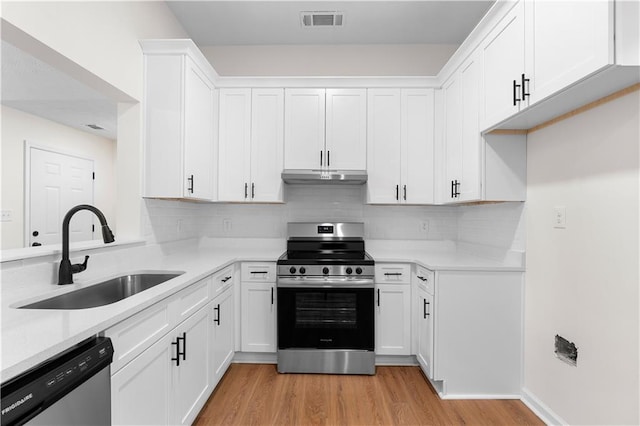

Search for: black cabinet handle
xmin=450 ymin=180 xmax=454 ymax=198
xmin=187 ymin=174 xmax=194 ymax=193
xmin=403 ymin=185 xmax=407 ymax=201
xmin=271 ymin=287 xmax=274 ymax=305
xmin=417 ymin=276 xmax=427 ymax=282
xmin=425 ymin=301 xmax=431 ymax=318
xmin=377 ymin=288 xmax=380 ymax=307
xmin=31 ymin=242 xmax=42 ymax=247
xmin=244 ymin=183 xmax=248 ymax=199
xmin=171 ymin=332 xmax=187 ymax=366
xmin=521 ymin=73 xmax=530 ymax=100
xmin=221 ymin=276 xmax=232 ymax=283
xmin=327 ymin=150 xmax=330 ymax=167
xmin=384 ymin=272 xmax=402 ymax=276
xmin=396 ymin=185 xmax=399 ymax=201
xmin=214 ymin=304 xmax=221 ymax=325
xmin=251 ymin=183 xmax=255 ymax=199
xmin=320 ymin=150 xmax=323 ymax=166
xmin=512 ymin=79 xmax=521 ymax=106
xmin=250 ymin=271 xmax=268 ymax=275
xmin=451 ymin=180 xmax=460 ymax=198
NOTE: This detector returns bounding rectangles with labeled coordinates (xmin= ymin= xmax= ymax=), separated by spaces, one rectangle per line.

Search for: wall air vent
xmin=301 ymin=11 xmax=344 ymax=27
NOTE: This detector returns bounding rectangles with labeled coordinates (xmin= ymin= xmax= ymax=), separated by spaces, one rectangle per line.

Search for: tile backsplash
xmin=143 ymin=185 xmax=524 ymax=250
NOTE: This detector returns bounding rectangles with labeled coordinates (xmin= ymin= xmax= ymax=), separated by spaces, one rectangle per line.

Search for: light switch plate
xmin=553 ymin=206 xmax=566 ymax=228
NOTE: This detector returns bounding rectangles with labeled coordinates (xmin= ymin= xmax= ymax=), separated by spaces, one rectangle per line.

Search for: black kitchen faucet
xmin=58 ymin=204 xmax=115 ymax=285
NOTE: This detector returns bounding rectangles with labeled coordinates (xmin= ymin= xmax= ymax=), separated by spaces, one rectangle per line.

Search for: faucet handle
xmin=71 ymin=255 xmax=90 ymax=273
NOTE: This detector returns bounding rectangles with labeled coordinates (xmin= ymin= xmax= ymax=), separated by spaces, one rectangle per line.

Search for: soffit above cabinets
xmin=166 ymin=1 xmax=494 ymax=46
xmin=1 ymin=40 xmax=117 ymax=140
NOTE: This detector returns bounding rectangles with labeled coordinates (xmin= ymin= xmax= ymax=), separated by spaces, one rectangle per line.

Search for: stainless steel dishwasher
xmin=1 ymin=336 xmax=113 ymax=426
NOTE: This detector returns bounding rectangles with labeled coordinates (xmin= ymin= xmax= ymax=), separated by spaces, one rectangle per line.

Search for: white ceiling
xmin=167 ymin=1 xmax=495 ymax=46
xmin=1 ymin=41 xmax=117 ymax=140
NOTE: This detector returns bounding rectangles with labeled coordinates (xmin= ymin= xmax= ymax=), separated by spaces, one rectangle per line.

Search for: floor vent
xmin=301 ymin=11 xmax=344 ymax=27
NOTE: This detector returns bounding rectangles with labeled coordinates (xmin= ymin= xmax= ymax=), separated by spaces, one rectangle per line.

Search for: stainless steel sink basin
xmin=19 ymin=272 xmax=184 ymax=310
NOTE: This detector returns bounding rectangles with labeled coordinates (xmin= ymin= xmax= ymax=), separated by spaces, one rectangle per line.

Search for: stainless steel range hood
xmin=281 ymin=169 xmax=367 ymax=185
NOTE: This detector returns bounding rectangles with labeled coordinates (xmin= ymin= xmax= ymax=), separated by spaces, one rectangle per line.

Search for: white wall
xmin=1 ymin=1 xmax=188 ymax=243
xmin=524 ymin=91 xmax=639 ymax=425
xmin=201 ymin=44 xmax=458 ymax=76
xmin=0 ymin=106 xmax=116 ymax=249
xmin=457 ymin=202 xmax=526 ymax=252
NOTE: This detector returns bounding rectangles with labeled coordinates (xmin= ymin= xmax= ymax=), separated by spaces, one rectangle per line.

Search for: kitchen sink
xmin=19 ymin=272 xmax=185 ymax=310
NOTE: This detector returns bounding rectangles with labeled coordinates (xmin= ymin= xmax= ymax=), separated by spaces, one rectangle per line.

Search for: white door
xmin=171 ymin=306 xmax=211 ymax=426
xmin=218 ymin=88 xmax=252 ymax=202
xmin=28 ymin=146 xmax=94 ymax=247
xmin=250 ymin=88 xmax=284 ymax=202
xmin=184 ymin=58 xmax=215 ymax=200
xmin=481 ymin=0 xmax=526 ymax=129
xmin=375 ymin=284 xmax=411 ymax=355
xmin=211 ymin=288 xmax=235 ymax=384
xmin=284 ymin=88 xmax=325 ymax=170
xmin=366 ymin=89 xmax=401 ymax=204
xmin=325 ymin=88 xmax=367 ymax=170
xmin=241 ymin=282 xmax=276 ymax=352
xmin=526 ymin=0 xmax=613 ymax=105
xmin=417 ymin=289 xmax=434 ymax=379
xmin=402 ymin=89 xmax=435 ymax=204
xmin=459 ymin=54 xmax=482 ymax=202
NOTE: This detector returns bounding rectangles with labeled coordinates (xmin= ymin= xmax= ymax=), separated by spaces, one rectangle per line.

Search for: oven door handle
xmin=277 ymin=277 xmax=374 ymax=288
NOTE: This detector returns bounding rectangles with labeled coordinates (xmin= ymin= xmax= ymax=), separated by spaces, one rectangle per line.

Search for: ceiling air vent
xmin=301 ymin=11 xmax=344 ymax=27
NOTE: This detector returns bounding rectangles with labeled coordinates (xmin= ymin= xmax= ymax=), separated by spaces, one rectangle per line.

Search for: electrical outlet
xmin=223 ymin=218 xmax=232 ymax=232
xmin=1 ymin=210 xmax=12 ymax=222
xmin=553 ymin=206 xmax=566 ymax=228
xmin=419 ymin=220 xmax=429 ymax=234
xmin=176 ymin=219 xmax=183 ymax=233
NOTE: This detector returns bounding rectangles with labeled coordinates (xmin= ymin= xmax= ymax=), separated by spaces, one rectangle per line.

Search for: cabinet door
xmin=417 ymin=289 xmax=434 ymax=379
xmin=402 ymin=89 xmax=435 ymax=204
xmin=481 ymin=0 xmax=525 ymax=128
xmin=443 ymin=75 xmax=463 ymax=203
xmin=241 ymin=282 xmax=276 ymax=352
xmin=366 ymin=89 xmax=401 ymax=204
xmin=458 ymin=55 xmax=482 ymax=202
xmin=218 ymin=88 xmax=252 ymax=202
xmin=250 ymin=88 xmax=284 ymax=202
xmin=375 ymin=284 xmax=411 ymax=355
xmin=284 ymin=88 xmax=325 ymax=169
xmin=211 ymin=288 xmax=235 ymax=386
xmin=184 ymin=58 xmax=215 ymax=200
xmin=325 ymin=89 xmax=367 ymax=170
xmin=111 ymin=331 xmax=173 ymax=426
xmin=171 ymin=306 xmax=212 ymax=426
xmin=526 ymin=0 xmax=613 ymax=105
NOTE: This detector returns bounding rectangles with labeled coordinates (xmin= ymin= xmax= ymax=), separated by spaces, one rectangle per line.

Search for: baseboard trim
xmin=439 ymin=393 xmax=521 ymax=400
xmin=521 ymin=387 xmax=567 ymax=425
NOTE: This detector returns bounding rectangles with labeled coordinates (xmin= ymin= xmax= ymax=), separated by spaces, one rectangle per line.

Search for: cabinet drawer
xmin=105 ymin=300 xmax=173 ymax=374
xmin=375 ymin=264 xmax=411 ymax=284
xmin=241 ymin=262 xmax=276 ymax=282
xmin=415 ymin=266 xmax=435 ymax=295
xmin=171 ymin=277 xmax=211 ymax=323
xmin=211 ymin=265 xmax=234 ymax=296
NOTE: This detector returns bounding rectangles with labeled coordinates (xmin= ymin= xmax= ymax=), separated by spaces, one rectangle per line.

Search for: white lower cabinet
xmin=414 ymin=266 xmax=435 ymax=379
xmin=376 ymin=283 xmax=411 ymax=355
xmin=240 ymin=281 xmax=276 ymax=352
xmin=210 ymin=286 xmax=235 ymax=385
xmin=111 ymin=305 xmax=211 ymax=426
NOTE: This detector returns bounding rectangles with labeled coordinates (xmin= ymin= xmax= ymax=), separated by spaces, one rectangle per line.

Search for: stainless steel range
xmin=276 ymin=222 xmax=375 ymax=375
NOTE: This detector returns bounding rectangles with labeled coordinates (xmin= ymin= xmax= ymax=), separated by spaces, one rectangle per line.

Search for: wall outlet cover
xmin=553 ymin=206 xmax=566 ymax=229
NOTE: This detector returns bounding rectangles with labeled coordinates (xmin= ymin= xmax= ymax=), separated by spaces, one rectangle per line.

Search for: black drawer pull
xmin=221 ymin=276 xmax=232 ymax=283
xmin=417 ymin=276 xmax=428 ymax=282
xmin=250 ymin=271 xmax=268 ymax=274
xmin=384 ymin=272 xmax=402 ymax=276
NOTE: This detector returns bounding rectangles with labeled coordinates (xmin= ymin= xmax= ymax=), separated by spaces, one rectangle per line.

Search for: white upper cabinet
xmin=367 ymin=89 xmax=434 ymax=204
xmin=143 ymin=50 xmax=216 ymax=201
xmin=443 ymin=53 xmax=482 ymax=203
xmin=524 ymin=0 xmax=613 ymax=105
xmin=284 ymin=88 xmax=325 ymax=169
xmin=481 ymin=0 xmax=619 ymax=130
xmin=218 ymin=88 xmax=284 ymax=202
xmin=285 ymin=88 xmax=366 ymax=170
xmin=481 ymin=0 xmax=526 ymax=129
xmin=325 ymin=89 xmax=367 ymax=170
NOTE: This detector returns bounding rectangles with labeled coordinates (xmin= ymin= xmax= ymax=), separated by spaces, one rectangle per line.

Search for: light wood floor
xmin=194 ymin=364 xmax=543 ymax=425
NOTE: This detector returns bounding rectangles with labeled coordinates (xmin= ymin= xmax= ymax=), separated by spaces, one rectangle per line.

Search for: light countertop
xmin=1 ymin=237 xmax=522 ymax=382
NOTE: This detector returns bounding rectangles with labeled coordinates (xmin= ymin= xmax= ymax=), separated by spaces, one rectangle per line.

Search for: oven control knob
xmin=346 ymin=267 xmax=353 ymax=275
xmin=289 ymin=267 xmax=296 ymax=274
xmin=356 ymin=267 xmax=363 ymax=275
xmin=299 ymin=267 xmax=306 ymax=274
xmin=322 ymin=267 xmax=330 ymax=275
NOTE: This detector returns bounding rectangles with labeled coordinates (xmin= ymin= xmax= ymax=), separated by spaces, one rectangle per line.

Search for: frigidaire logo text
xmin=1 ymin=393 xmax=33 ymax=416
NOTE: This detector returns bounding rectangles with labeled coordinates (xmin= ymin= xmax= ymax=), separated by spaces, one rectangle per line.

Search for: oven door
xmin=277 ymin=286 xmax=374 ymax=351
